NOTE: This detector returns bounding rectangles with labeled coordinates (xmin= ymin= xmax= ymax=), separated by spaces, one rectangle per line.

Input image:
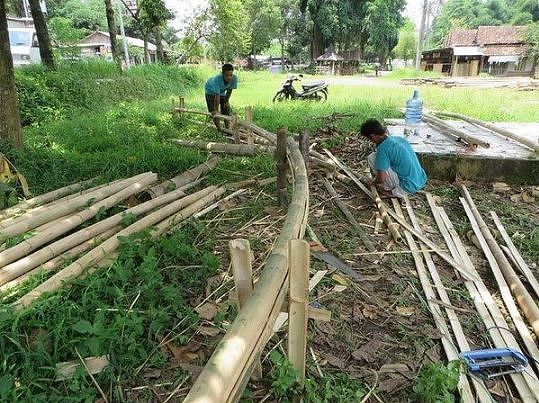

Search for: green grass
xmin=383 ymin=67 xmax=443 ymax=79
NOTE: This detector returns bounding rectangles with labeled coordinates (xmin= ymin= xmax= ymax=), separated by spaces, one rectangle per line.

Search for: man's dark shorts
xmin=205 ymin=94 xmax=231 ymax=115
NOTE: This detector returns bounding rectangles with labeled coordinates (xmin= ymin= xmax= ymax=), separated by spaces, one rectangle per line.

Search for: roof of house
xmin=481 ymin=45 xmax=527 ymax=56
xmin=443 ymin=26 xmax=525 ymax=48
xmin=79 ymin=31 xmax=157 ymax=51
xmin=443 ymin=29 xmax=478 ymax=47
xmin=316 ymin=51 xmax=344 ymax=61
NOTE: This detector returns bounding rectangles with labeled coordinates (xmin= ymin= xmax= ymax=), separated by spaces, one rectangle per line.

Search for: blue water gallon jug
xmin=404 ymin=89 xmax=423 ymax=136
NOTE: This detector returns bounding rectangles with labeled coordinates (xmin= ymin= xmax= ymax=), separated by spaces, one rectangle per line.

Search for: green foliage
xmin=50 ymin=0 xmax=108 ymax=32
xmin=269 ymin=351 xmax=301 ymax=399
xmin=522 ymin=22 xmax=539 ymax=71
xmin=414 ymin=361 xmax=462 ymax=403
xmin=245 ymin=0 xmax=282 ymax=55
xmin=208 ymin=0 xmax=251 ymax=61
xmin=395 ymin=19 xmax=417 ymax=65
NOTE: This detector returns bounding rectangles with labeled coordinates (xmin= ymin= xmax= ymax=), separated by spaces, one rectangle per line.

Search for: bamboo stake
xmin=276 ymin=128 xmax=288 ymax=208
xmin=245 ymin=107 xmax=254 ymax=145
xmin=142 ymin=157 xmax=219 ymax=200
xmin=298 ymin=130 xmax=310 ymax=174
xmin=436 ymin=111 xmax=539 ymax=153
xmin=229 ymin=239 xmax=262 ymax=381
xmin=392 ymin=200 xmax=480 ymax=403
xmin=490 ymin=211 xmax=539 ymax=300
xmin=460 ymin=185 xmax=539 ymax=338
xmin=287 ymin=239 xmax=309 ymax=387
xmin=171 ymin=139 xmax=276 ymax=156
xmin=232 ymin=116 xmax=240 ymax=144
xmin=0 ymin=172 xmax=152 ymax=237
xmin=322 ymin=179 xmax=376 ymax=252
xmin=422 ymin=112 xmax=490 ymax=148
xmin=13 ymin=186 xmax=226 ymax=310
xmin=400 ymin=198 xmax=492 ymax=403
xmin=0 ymin=182 xmax=193 ymax=285
xmin=371 ymin=187 xmax=401 ymax=243
xmin=0 ymin=173 xmax=158 ymax=271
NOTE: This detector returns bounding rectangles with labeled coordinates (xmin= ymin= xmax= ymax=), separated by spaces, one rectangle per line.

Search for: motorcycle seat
xmin=302 ymin=81 xmax=326 ymax=89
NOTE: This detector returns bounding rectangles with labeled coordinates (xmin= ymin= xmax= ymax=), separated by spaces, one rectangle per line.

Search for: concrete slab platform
xmin=384 ymin=119 xmax=539 ymax=184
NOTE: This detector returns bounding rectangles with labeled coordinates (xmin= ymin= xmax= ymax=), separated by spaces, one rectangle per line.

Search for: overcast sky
xmin=166 ymin=0 xmax=423 ymax=32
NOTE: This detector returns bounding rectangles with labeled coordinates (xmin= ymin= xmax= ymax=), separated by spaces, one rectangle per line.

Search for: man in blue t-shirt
xmin=204 ymin=63 xmax=238 ymax=131
xmin=360 ymin=119 xmax=427 ymax=198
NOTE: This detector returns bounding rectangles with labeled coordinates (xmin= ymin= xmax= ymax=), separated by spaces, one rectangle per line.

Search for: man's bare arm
xmin=225 ymin=89 xmax=232 ymax=103
xmin=212 ymin=94 xmax=221 ymax=130
xmin=373 ymin=170 xmax=388 ymax=186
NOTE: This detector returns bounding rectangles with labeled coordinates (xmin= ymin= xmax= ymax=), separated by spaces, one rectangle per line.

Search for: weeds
xmin=413 ymin=360 xmax=462 ymax=403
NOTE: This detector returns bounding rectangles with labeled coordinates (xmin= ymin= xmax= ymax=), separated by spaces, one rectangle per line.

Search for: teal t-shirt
xmin=204 ymin=74 xmax=238 ymax=96
xmin=374 ymin=136 xmax=427 ymax=193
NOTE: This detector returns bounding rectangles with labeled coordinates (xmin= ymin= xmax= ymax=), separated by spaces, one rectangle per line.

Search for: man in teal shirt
xmin=205 ymin=63 xmax=238 ymax=131
xmin=360 ymin=119 xmax=427 ymax=198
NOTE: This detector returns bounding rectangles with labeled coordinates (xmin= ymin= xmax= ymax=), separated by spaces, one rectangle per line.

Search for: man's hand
xmin=210 ymin=110 xmax=218 ymax=117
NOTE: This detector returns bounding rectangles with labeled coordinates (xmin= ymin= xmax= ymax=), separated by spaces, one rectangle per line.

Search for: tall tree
xmin=245 ymin=0 xmax=281 ymax=60
xmin=522 ymin=22 xmax=539 ymax=78
xmin=28 ymin=0 xmax=54 ymax=69
xmin=395 ymin=19 xmax=417 ymax=65
xmin=207 ymin=0 xmax=250 ymax=62
xmin=104 ymin=0 xmax=121 ymax=70
xmin=0 ymin=0 xmax=23 ymax=147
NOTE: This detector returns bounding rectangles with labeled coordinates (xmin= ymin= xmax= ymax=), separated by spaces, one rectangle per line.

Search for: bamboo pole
xmin=422 ymin=112 xmax=490 ymax=148
xmin=229 ymin=239 xmax=262 ymax=381
xmin=0 ymin=177 xmax=98 ymax=219
xmin=276 ymin=128 xmax=288 ymax=208
xmin=392 ymin=200 xmax=481 ymax=403
xmin=171 ymin=139 xmax=276 ymax=156
xmin=436 ymin=111 xmax=539 ymax=153
xmin=0 ymin=173 xmax=158 ymax=271
xmin=232 ymin=116 xmax=240 ymax=144
xmin=460 ymin=185 xmax=539 ymax=338
xmin=141 ymin=157 xmax=219 ymax=200
xmin=13 ymin=186 xmax=226 ymax=310
xmin=0 ymin=182 xmax=194 ymax=285
xmin=371 ymin=186 xmax=401 ymax=243
xmin=0 ymin=172 xmax=152 ymax=237
xmin=322 ymin=179 xmax=376 ymax=252
xmin=185 ymin=134 xmax=308 ymax=403
xmin=245 ymin=107 xmax=254 ymax=145
xmin=287 ymin=239 xmax=309 ymax=387
xmin=490 ymin=211 xmax=539 ymax=300
xmin=298 ymin=130 xmax=310 ymax=173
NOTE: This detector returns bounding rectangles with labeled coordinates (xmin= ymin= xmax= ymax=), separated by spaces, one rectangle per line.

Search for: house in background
xmin=7 ymin=16 xmax=34 ymax=29
xmin=77 ymin=31 xmax=158 ymax=64
xmin=421 ymin=26 xmax=534 ymax=77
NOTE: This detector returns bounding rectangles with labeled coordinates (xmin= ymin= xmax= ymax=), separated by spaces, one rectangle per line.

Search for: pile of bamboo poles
xmin=0 ymin=160 xmax=234 ymax=311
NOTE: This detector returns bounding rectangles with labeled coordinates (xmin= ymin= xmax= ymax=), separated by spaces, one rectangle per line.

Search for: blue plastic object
xmin=460 ymin=348 xmax=528 ymax=379
xmin=404 ymin=89 xmax=423 ymax=136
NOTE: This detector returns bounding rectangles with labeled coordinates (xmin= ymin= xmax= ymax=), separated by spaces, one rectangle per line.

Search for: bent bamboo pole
xmin=171 ymin=139 xmax=276 ymax=156
xmin=437 ymin=111 xmax=539 ymax=153
xmin=0 ymin=177 xmax=98 ymax=219
xmin=422 ymin=112 xmax=490 ymax=148
xmin=0 ymin=172 xmax=152 ymax=236
xmin=142 ymin=157 xmax=219 ymax=200
xmin=13 ymin=186 xmax=225 ymax=311
xmin=490 ymin=211 xmax=539 ymax=300
xmin=460 ymin=185 xmax=539 ymax=338
xmin=185 ymin=136 xmax=309 ymax=403
xmin=0 ymin=173 xmax=158 ymax=270
xmin=0 ymin=182 xmax=193 ymax=285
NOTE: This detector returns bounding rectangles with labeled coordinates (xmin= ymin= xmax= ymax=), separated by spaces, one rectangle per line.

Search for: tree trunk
xmin=155 ymin=27 xmax=164 ymax=63
xmin=0 ymin=0 xmax=23 ymax=147
xmin=104 ymin=0 xmax=121 ymax=71
xmin=311 ymin=24 xmax=323 ymax=60
xmin=27 ymin=0 xmax=54 ymax=69
xmin=143 ymin=33 xmax=150 ymax=64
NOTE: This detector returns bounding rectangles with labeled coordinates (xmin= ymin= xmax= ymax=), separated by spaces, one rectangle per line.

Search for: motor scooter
xmin=272 ymin=74 xmax=328 ymax=102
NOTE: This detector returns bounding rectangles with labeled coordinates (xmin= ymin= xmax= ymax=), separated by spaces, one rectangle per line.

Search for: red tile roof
xmin=481 ymin=45 xmax=528 ymax=56
xmin=444 ymin=26 xmax=526 ymax=48
xmin=443 ymin=29 xmax=478 ymax=47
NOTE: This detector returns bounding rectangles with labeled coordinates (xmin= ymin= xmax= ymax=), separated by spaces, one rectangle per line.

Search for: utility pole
xmin=415 ymin=0 xmax=428 ymax=69
xmin=116 ymin=0 xmax=130 ymax=68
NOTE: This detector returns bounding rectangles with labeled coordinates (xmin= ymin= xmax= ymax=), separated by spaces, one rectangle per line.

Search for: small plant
xmin=414 ymin=360 xmax=462 ymax=403
xmin=269 ymin=351 xmax=301 ymax=400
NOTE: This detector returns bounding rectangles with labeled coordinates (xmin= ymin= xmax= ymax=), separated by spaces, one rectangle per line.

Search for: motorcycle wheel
xmin=272 ymin=91 xmax=288 ymax=103
xmin=312 ymin=90 xmax=327 ymax=102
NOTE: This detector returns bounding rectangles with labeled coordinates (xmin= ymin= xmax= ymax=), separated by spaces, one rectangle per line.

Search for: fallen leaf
xmin=333 ymin=285 xmax=347 ymax=293
xmin=167 ymin=343 xmax=199 ymax=363
xmin=198 ymin=326 xmax=221 ymax=337
xmin=316 ymin=321 xmax=336 ymax=335
xmin=378 ymin=378 xmax=409 ymax=393
xmin=218 ymin=199 xmax=237 ymax=210
xmin=351 ymin=339 xmax=383 ymax=362
xmin=331 ymin=273 xmax=349 ymax=286
xmin=195 ymin=302 xmax=218 ymax=321
xmin=143 ymin=369 xmax=162 ymax=379
xmin=325 ymin=354 xmax=346 ymax=368
xmin=379 ymin=363 xmax=411 ymax=373
xmin=492 ymin=182 xmax=510 ymax=193
xmin=522 ymin=191 xmax=536 ymax=203
xmin=309 ymin=242 xmax=327 ymax=253
xmin=180 ymin=363 xmax=203 ymax=380
xmin=362 ymin=275 xmax=382 ymax=282
xmin=421 ymin=328 xmax=442 ymax=340
xmin=353 ymin=305 xmax=365 ymax=321
xmin=362 ymin=304 xmax=378 ymax=320
xmin=396 ymin=306 xmax=417 ymax=317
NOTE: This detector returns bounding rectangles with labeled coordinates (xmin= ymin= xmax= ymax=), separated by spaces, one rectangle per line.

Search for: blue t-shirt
xmin=204 ymin=74 xmax=238 ymax=96
xmin=374 ymin=136 xmax=427 ymax=193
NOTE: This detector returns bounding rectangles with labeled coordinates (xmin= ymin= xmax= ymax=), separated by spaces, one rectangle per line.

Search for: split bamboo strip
xmin=142 ymin=157 xmax=219 ymax=199
xmin=436 ymin=111 xmax=539 ymax=153
xmin=401 ymin=197 xmax=492 ymax=403
xmin=371 ymin=187 xmax=401 ymax=243
xmin=171 ymin=139 xmax=276 ymax=156
xmin=0 ymin=181 xmax=194 ymax=285
xmin=392 ymin=200 xmax=480 ymax=403
xmin=460 ymin=185 xmax=539 ymax=338
xmin=13 ymin=186 xmax=225 ymax=310
xmin=0 ymin=172 xmax=152 ymax=236
xmin=185 ymin=134 xmax=308 ymax=403
xmin=244 ymin=107 xmax=254 ymax=145
xmin=422 ymin=112 xmax=490 ymax=148
xmin=193 ymin=189 xmax=246 ymax=219
xmin=490 ymin=211 xmax=539 ymax=300
xmin=0 ymin=177 xmax=98 ymax=219
xmin=428 ymin=195 xmax=538 ymax=400
xmin=458 ymin=200 xmax=539 ymax=375
xmin=0 ymin=173 xmax=158 ymax=271
xmin=287 ymin=239 xmax=309 ymax=387
xmin=276 ymin=129 xmax=288 ymax=208
xmin=323 ymin=149 xmax=478 ymax=281
xmin=322 ymin=179 xmax=376 ymax=252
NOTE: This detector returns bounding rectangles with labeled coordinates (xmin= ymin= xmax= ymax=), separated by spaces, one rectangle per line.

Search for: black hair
xmin=360 ymin=119 xmax=386 ymax=138
xmin=222 ymin=63 xmax=234 ymax=74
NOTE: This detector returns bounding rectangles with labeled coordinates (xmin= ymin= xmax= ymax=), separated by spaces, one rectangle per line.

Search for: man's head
xmin=360 ymin=119 xmax=387 ymax=144
xmin=222 ymin=63 xmax=234 ymax=84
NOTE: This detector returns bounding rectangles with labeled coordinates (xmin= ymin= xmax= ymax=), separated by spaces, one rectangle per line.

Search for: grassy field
xmin=1 ymin=63 xmax=538 ymax=401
